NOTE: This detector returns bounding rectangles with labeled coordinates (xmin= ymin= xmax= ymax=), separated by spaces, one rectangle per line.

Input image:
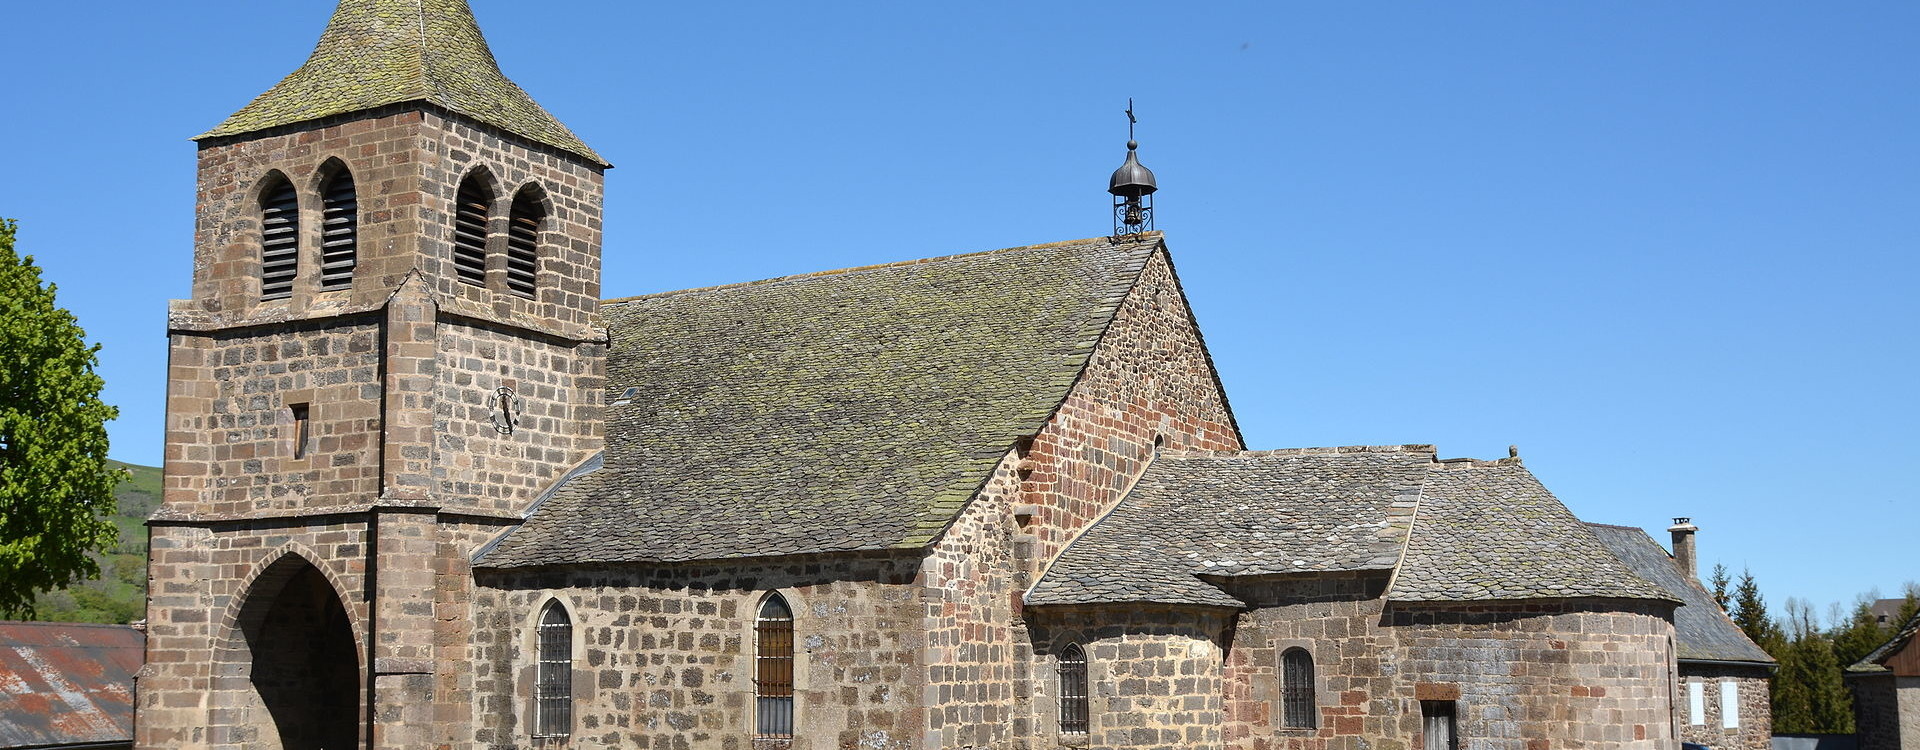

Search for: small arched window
xmin=258 ymin=174 xmax=299 ymax=300
xmin=755 ymin=593 xmax=795 ymax=740
xmin=317 ymin=167 xmax=357 ymax=291
xmin=1058 ymin=644 xmax=1088 ymax=734
xmin=453 ymin=174 xmax=492 ymax=286
xmin=534 ymin=600 xmax=572 ymax=740
xmin=1281 ymin=647 xmax=1316 ymax=729
xmin=505 ymin=187 xmax=545 ymax=298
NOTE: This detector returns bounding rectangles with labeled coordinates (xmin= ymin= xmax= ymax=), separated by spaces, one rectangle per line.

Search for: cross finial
xmin=1125 ymin=98 xmax=1137 ymax=143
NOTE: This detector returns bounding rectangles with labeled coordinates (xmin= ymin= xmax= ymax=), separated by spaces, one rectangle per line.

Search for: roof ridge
xmin=601 ymin=234 xmax=1161 ymax=304
xmin=1585 ymin=521 xmax=1653 ymax=533
xmin=0 ymin=620 xmax=142 ymax=630
xmin=1159 ymin=444 xmax=1438 ymax=459
xmin=1429 ymin=456 xmax=1526 ymax=470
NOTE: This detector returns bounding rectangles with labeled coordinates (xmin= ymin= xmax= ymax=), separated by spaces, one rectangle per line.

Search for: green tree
xmin=1732 ymin=567 xmax=1785 ymax=653
xmin=1897 ymin=582 xmax=1920 ymax=629
xmin=0 ymin=219 xmax=123 ymax=617
xmin=1710 ymin=563 xmax=1732 ymax=612
xmin=1773 ymin=597 xmax=1852 ymax=733
xmin=1833 ymin=596 xmax=1894 ymax=669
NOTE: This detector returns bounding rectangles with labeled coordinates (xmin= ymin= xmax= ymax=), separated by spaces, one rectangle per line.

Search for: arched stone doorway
xmin=228 ymin=556 xmax=361 ymax=750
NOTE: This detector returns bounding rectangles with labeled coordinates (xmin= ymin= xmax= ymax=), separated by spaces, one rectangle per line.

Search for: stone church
xmin=136 ymin=1 xmax=1722 ymax=749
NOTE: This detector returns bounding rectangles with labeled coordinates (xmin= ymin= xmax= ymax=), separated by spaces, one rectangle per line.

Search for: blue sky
xmin=1 ymin=2 xmax=1913 ymax=618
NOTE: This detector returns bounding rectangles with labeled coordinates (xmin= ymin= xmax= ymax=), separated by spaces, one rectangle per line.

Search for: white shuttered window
xmin=1721 ymin=681 xmax=1740 ymax=729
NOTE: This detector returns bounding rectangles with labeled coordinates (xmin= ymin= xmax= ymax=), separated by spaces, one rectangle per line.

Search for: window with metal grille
xmin=505 ymin=188 xmax=544 ymax=298
xmin=453 ymin=176 xmax=492 ymax=286
xmin=534 ymin=601 xmax=572 ymax=740
xmin=318 ymin=168 xmax=357 ymax=290
xmin=259 ymin=175 xmax=299 ymax=300
xmin=1058 ymin=644 xmax=1088 ymax=734
xmin=755 ymin=594 xmax=794 ymax=740
xmin=1281 ymin=647 xmax=1316 ymax=729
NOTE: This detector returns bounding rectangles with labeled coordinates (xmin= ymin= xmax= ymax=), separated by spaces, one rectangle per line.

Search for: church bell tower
xmin=140 ymin=1 xmax=608 ymax=747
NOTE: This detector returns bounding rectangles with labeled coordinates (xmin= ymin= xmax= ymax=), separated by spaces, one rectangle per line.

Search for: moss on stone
xmin=199 ymin=0 xmax=606 ymax=166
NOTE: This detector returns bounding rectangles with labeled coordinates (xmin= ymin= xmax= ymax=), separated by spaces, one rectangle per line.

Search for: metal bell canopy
xmin=1109 ymin=100 xmax=1156 ymax=239
xmin=1108 ymin=141 xmax=1157 ymax=198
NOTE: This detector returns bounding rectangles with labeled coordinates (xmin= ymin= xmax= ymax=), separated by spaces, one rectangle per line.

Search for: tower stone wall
xmin=144 ymin=85 xmax=606 ymax=750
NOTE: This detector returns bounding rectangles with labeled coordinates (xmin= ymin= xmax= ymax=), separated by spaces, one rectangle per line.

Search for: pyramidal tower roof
xmin=198 ymin=0 xmax=607 ymax=166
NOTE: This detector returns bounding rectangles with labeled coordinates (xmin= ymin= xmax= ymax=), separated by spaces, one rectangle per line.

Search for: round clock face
xmin=488 ymin=386 xmax=523 ymax=435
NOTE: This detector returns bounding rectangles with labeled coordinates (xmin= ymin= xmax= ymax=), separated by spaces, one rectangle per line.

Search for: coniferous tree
xmin=1732 ymin=568 xmax=1785 ymax=653
xmin=1833 ymin=598 xmax=1893 ymax=669
xmin=0 ymin=219 xmax=123 ymax=617
xmin=1777 ymin=598 xmax=1853 ymax=733
xmin=1896 ymin=583 xmax=1920 ymax=629
xmin=1710 ymin=563 xmax=1732 ymax=612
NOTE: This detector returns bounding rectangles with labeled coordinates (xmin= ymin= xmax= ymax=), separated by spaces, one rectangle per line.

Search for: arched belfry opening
xmin=223 ymin=555 xmax=361 ymax=750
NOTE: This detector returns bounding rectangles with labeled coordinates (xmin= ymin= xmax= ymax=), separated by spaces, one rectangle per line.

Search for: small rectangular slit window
xmin=290 ymin=404 xmax=310 ymax=460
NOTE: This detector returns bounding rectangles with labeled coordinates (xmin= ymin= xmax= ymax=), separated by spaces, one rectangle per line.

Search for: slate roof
xmin=1388 ymin=460 xmax=1673 ymax=603
xmin=198 ymin=0 xmax=605 ymax=166
xmin=1026 ymin=447 xmax=1429 ymax=607
xmin=479 ymin=236 xmax=1165 ymax=567
xmin=1587 ymin=523 xmax=1774 ymax=664
xmin=1029 ymin=447 xmax=1675 ymax=608
xmin=0 ymin=621 xmax=143 ymax=750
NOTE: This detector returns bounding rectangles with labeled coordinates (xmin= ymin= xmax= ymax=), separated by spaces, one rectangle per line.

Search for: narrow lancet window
xmin=289 ymin=403 xmax=310 ymax=460
xmin=755 ymin=594 xmax=795 ymax=741
xmin=1059 ymin=644 xmax=1088 ymax=734
xmin=505 ymin=187 xmax=544 ymax=298
xmin=534 ymin=601 xmax=572 ymax=740
xmin=1281 ymin=647 xmax=1316 ymax=729
xmin=318 ymin=169 xmax=357 ymax=290
xmin=453 ymin=176 xmax=492 ymax=286
xmin=259 ymin=175 xmax=299 ymax=300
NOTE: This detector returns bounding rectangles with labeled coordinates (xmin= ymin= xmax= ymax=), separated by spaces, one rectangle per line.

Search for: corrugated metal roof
xmin=0 ymin=621 xmax=142 ymax=749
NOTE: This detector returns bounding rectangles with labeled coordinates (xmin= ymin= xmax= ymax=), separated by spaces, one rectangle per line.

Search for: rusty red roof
xmin=0 ymin=621 xmax=142 ymax=749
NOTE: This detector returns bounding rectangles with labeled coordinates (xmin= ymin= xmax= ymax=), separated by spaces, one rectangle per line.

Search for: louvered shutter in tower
xmin=318 ymin=171 xmax=357 ymax=290
xmin=259 ymin=179 xmax=299 ymax=300
xmin=453 ymin=178 xmax=491 ymax=285
xmin=506 ymin=191 xmax=543 ymax=297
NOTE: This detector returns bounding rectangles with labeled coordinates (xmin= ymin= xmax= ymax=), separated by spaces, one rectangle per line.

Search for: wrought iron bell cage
xmin=1108 ymin=101 xmax=1158 ymax=239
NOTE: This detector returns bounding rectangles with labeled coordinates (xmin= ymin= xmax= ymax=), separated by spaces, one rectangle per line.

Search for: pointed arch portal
xmin=232 ymin=558 xmax=361 ymax=750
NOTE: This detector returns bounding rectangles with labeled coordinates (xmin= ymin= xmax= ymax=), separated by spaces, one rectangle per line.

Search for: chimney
xmin=1668 ymin=517 xmax=1699 ymax=579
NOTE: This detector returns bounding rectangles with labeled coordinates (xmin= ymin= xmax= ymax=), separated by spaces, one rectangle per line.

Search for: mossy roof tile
xmin=1388 ymin=461 xmax=1675 ymax=603
xmin=1031 ymin=447 xmax=1678 ymax=607
xmin=1027 ymin=447 xmax=1429 ymax=608
xmin=478 ymin=235 xmax=1161 ymax=566
xmin=198 ymin=0 xmax=605 ymax=166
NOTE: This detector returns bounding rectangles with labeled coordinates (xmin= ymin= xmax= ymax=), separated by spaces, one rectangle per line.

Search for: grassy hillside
xmin=28 ymin=460 xmax=161 ymax=624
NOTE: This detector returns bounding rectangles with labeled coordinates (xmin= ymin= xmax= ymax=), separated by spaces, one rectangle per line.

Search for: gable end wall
xmin=916 ymin=246 xmax=1242 ymax=750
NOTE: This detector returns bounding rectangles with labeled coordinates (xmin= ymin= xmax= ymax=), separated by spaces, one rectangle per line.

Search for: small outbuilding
xmin=0 ymin=621 xmax=143 ymax=750
xmin=1847 ymin=611 xmax=1920 ymax=750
